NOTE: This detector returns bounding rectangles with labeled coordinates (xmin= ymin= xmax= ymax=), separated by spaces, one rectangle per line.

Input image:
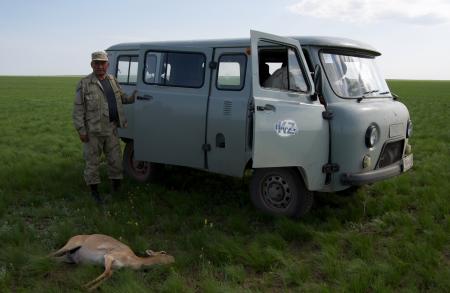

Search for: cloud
xmin=288 ymin=0 xmax=450 ymax=25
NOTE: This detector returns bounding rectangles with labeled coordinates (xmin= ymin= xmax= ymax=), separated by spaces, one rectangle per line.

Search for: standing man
xmin=73 ymin=51 xmax=136 ymax=203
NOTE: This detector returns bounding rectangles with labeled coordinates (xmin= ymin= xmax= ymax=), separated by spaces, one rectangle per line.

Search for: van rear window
xmin=144 ymin=51 xmax=206 ymax=88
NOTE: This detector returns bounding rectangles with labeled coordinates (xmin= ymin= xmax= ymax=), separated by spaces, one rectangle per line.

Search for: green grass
xmin=0 ymin=77 xmax=449 ymax=292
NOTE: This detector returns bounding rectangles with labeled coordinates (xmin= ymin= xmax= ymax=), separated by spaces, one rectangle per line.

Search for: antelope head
xmin=145 ymin=250 xmax=175 ymax=265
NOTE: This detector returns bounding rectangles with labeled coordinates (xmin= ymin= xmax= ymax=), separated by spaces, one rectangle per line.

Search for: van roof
xmin=106 ymin=36 xmax=381 ymax=56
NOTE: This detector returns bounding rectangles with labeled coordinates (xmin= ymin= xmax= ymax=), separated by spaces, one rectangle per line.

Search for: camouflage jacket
xmin=73 ymin=73 xmax=133 ymax=136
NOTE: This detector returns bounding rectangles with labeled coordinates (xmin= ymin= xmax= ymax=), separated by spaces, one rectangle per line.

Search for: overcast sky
xmin=1 ymin=0 xmax=449 ymax=80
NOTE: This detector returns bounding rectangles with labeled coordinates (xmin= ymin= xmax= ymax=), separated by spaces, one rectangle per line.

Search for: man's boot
xmin=112 ymin=179 xmax=121 ymax=193
xmin=90 ymin=184 xmax=102 ymax=204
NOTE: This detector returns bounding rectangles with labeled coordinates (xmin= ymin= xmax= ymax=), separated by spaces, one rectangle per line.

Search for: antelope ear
xmin=146 ymin=250 xmax=155 ymax=256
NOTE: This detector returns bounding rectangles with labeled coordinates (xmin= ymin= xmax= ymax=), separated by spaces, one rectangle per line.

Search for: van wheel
xmin=250 ymin=168 xmax=313 ymax=218
xmin=123 ymin=142 xmax=153 ymax=183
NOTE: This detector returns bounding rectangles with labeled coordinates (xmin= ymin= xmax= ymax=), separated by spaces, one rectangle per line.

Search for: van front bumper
xmin=340 ymin=154 xmax=413 ymax=186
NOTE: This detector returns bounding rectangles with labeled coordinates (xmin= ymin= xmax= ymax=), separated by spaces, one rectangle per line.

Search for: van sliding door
xmin=206 ymin=48 xmax=252 ymax=177
xmin=134 ymin=48 xmax=213 ymax=169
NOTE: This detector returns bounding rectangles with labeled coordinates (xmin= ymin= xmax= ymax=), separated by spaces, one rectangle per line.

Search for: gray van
xmin=106 ymin=30 xmax=413 ymax=218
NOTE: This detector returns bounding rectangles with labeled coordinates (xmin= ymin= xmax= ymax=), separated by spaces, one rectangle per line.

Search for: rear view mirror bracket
xmin=311 ymin=64 xmax=323 ymax=103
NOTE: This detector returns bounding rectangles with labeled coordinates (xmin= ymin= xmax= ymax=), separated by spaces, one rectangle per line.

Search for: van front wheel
xmin=123 ymin=142 xmax=154 ymax=183
xmin=250 ymin=168 xmax=313 ymax=218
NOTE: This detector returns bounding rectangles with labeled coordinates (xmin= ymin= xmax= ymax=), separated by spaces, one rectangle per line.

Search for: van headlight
xmin=406 ymin=119 xmax=413 ymax=138
xmin=365 ymin=124 xmax=379 ymax=148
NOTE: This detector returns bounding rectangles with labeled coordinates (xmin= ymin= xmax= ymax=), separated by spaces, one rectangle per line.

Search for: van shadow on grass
xmin=128 ymin=164 xmax=366 ymax=225
xmin=142 ymin=165 xmax=251 ymax=207
xmin=311 ymin=190 xmax=367 ymax=224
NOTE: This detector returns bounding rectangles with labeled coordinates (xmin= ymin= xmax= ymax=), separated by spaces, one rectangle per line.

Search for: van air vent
xmin=223 ymin=101 xmax=232 ymax=116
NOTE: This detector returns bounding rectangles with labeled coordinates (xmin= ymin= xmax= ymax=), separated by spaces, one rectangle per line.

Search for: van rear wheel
xmin=123 ymin=142 xmax=154 ymax=183
xmin=250 ymin=168 xmax=313 ymax=218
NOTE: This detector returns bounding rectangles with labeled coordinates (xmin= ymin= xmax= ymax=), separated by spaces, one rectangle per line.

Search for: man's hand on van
xmin=130 ymin=90 xmax=137 ymax=103
xmin=79 ymin=133 xmax=89 ymax=143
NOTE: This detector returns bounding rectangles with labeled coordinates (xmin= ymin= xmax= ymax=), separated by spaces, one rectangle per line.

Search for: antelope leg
xmin=48 ymin=235 xmax=87 ymax=257
xmin=48 ymin=244 xmax=81 ymax=258
xmin=83 ymin=255 xmax=115 ymax=291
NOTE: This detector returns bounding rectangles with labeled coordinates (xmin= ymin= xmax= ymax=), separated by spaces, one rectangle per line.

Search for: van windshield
xmin=320 ymin=52 xmax=390 ymax=99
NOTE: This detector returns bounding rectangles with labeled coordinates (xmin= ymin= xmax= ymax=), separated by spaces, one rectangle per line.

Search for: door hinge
xmin=248 ymin=102 xmax=255 ymax=114
xmin=209 ymin=61 xmax=218 ymax=69
xmin=322 ymin=110 xmax=334 ymax=120
xmin=202 ymin=144 xmax=211 ymax=152
xmin=322 ymin=163 xmax=339 ymax=174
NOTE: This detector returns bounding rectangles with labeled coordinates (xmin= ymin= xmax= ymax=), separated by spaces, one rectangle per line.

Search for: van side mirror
xmin=312 ymin=64 xmax=323 ymax=102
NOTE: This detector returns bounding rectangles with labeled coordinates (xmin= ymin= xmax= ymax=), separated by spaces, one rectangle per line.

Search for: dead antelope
xmin=49 ymin=234 xmax=174 ymax=291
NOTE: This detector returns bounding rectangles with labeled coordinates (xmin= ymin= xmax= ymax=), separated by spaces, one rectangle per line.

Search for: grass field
xmin=0 ymin=77 xmax=449 ymax=292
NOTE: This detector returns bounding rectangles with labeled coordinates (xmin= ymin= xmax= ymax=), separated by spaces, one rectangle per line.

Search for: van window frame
xmin=318 ymin=48 xmax=388 ymax=100
xmin=258 ymin=42 xmax=311 ymax=94
xmin=215 ymin=53 xmax=247 ymax=91
xmin=115 ymin=55 xmax=138 ymax=85
xmin=143 ymin=50 xmax=207 ymax=89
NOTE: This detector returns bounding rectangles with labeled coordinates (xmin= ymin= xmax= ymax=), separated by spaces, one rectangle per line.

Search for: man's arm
xmin=114 ymin=77 xmax=136 ymax=104
xmin=72 ymin=81 xmax=88 ymax=142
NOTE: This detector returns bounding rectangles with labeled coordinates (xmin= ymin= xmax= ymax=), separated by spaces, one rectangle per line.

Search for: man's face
xmin=91 ymin=60 xmax=109 ymax=78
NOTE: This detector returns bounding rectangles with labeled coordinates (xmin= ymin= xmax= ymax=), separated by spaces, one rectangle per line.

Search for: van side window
xmin=287 ymin=48 xmax=308 ymax=92
xmin=216 ymin=54 xmax=247 ymax=91
xmin=116 ymin=56 xmax=138 ymax=84
xmin=258 ymin=43 xmax=309 ymax=92
xmin=144 ymin=51 xmax=206 ymax=88
xmin=145 ymin=54 xmax=158 ymax=83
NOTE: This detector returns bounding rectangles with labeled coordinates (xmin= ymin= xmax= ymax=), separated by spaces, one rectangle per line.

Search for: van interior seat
xmin=259 ymin=63 xmax=270 ymax=84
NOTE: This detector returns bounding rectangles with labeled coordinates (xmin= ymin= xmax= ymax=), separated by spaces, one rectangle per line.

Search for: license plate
xmin=402 ymin=154 xmax=413 ymax=172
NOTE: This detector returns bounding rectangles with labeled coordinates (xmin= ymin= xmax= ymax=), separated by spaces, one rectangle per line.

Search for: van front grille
xmin=377 ymin=140 xmax=404 ymax=168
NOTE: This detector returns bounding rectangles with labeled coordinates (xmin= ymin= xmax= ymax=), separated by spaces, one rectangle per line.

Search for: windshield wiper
xmin=363 ymin=89 xmax=379 ymax=95
xmin=356 ymin=90 xmax=392 ymax=102
xmin=356 ymin=95 xmax=366 ymax=102
xmin=356 ymin=90 xmax=377 ymax=102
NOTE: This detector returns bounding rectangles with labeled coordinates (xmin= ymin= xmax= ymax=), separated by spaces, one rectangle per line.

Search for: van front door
xmin=134 ymin=47 xmax=212 ymax=169
xmin=250 ymin=30 xmax=328 ymax=191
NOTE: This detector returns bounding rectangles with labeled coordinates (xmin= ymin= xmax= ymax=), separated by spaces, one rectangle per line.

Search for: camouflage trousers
xmin=83 ymin=124 xmax=123 ymax=185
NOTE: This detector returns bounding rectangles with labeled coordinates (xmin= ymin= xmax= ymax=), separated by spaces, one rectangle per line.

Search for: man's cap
xmin=91 ymin=51 xmax=108 ymax=62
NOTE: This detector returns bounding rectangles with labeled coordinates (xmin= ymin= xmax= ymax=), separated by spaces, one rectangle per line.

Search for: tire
xmin=249 ymin=168 xmax=313 ymax=218
xmin=123 ymin=142 xmax=155 ymax=183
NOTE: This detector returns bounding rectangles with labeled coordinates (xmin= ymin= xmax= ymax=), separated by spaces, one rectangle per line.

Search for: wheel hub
xmin=130 ymin=154 xmax=149 ymax=175
xmin=262 ymin=175 xmax=292 ymax=209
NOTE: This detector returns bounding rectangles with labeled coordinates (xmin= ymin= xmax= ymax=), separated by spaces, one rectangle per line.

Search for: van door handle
xmin=256 ymin=104 xmax=276 ymax=112
xmin=137 ymin=95 xmax=153 ymax=101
